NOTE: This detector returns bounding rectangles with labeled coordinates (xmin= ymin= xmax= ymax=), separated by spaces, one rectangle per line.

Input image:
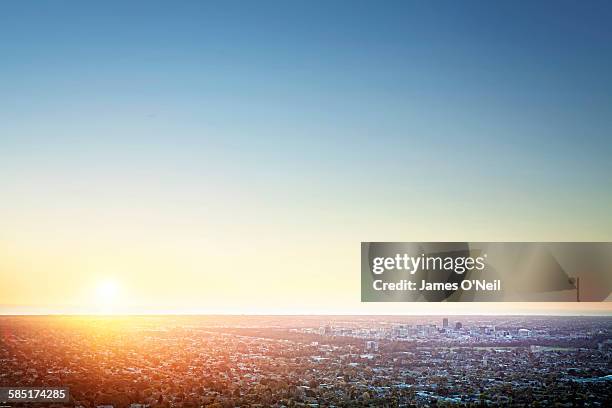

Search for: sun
xmin=94 ymin=279 xmax=121 ymax=311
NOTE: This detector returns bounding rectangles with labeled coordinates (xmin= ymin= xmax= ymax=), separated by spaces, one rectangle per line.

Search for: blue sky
xmin=2 ymin=1 xmax=611 ymax=181
xmin=1 ymin=1 xmax=611 ymax=313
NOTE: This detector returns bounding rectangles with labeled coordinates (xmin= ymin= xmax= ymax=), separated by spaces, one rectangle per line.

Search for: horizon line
xmin=2 ymin=312 xmax=611 ymax=317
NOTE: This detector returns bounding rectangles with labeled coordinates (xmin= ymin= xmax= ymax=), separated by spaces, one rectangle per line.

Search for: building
xmin=365 ymin=341 xmax=379 ymax=352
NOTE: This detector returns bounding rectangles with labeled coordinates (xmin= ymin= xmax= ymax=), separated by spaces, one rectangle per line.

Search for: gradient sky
xmin=1 ymin=1 xmax=611 ymax=314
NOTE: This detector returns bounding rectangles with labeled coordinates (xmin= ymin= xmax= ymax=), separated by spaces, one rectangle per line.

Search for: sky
xmin=1 ymin=1 xmax=611 ymax=315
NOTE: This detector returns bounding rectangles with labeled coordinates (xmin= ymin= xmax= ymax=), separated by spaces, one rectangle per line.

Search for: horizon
xmin=2 ymin=308 xmax=612 ymax=317
xmin=2 ymin=314 xmax=611 ymax=317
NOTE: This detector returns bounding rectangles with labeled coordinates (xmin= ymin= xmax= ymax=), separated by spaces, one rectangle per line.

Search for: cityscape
xmin=2 ymin=1 xmax=612 ymax=407
xmin=1 ymin=315 xmax=610 ymax=407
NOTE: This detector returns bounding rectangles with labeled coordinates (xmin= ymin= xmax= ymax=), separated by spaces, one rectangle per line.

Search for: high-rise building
xmin=443 ymin=318 xmax=449 ymax=328
xmin=455 ymin=322 xmax=463 ymax=330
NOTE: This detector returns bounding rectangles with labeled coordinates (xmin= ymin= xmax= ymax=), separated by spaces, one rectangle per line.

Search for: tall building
xmin=365 ymin=340 xmax=379 ymax=352
xmin=443 ymin=318 xmax=449 ymax=328
xmin=455 ymin=322 xmax=463 ymax=330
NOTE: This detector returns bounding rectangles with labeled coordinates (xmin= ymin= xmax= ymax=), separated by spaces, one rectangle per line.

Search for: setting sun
xmin=94 ymin=280 xmax=121 ymax=311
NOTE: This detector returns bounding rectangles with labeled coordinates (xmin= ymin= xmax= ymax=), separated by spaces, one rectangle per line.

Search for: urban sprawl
xmin=0 ymin=315 xmax=611 ymax=407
